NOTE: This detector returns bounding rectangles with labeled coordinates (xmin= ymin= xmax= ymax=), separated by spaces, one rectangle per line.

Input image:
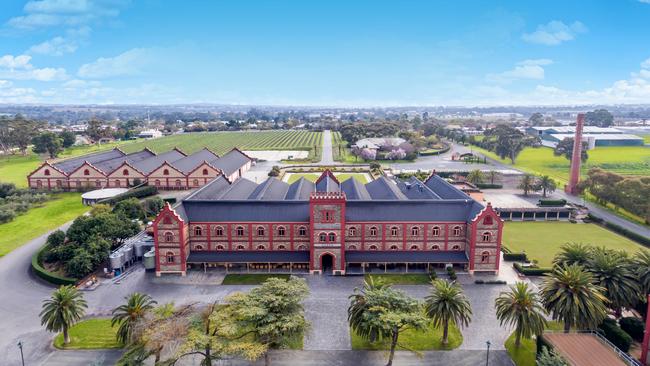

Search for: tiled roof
xmin=131 ymin=150 xmax=186 ymax=174
xmin=171 ymin=148 xmax=220 ymax=174
xmin=346 ymin=250 xmax=469 ymax=263
xmin=53 ymin=148 xmax=125 ymax=174
xmin=211 ymin=149 xmax=251 ymax=176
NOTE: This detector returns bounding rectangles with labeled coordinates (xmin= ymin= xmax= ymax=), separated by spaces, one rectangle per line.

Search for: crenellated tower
xmin=309 ymin=190 xmax=347 ymax=275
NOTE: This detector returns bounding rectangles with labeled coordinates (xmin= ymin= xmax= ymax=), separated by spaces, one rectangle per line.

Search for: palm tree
xmin=111 ymin=292 xmax=157 ymax=344
xmin=537 ymin=175 xmax=556 ymax=197
xmin=466 ymin=169 xmax=484 ymax=184
xmin=540 ymin=264 xmax=607 ymax=332
xmin=495 ymin=282 xmax=547 ymax=348
xmin=553 ymin=242 xmax=592 ymax=267
xmin=424 ymin=279 xmax=472 ymax=345
xmin=487 ymin=170 xmax=500 ymax=185
xmin=518 ymin=174 xmax=537 ymax=196
xmin=348 ymin=278 xmax=389 ymax=343
xmin=585 ymin=248 xmax=639 ymax=316
xmin=634 ymin=249 xmax=650 ymax=295
xmin=40 ymin=285 xmax=88 ymax=345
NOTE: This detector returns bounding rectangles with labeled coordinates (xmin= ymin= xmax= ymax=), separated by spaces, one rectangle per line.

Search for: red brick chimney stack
xmin=565 ymin=113 xmax=585 ymax=195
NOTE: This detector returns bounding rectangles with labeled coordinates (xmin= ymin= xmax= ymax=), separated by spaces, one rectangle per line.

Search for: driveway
xmin=319 ymin=130 xmax=334 ymax=165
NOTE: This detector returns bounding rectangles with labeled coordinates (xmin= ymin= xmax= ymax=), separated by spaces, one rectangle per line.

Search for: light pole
xmin=17 ymin=341 xmax=24 ymax=366
xmin=485 ymin=340 xmax=491 ymax=366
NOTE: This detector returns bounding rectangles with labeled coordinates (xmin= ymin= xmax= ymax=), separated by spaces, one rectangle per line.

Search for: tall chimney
xmin=565 ymin=113 xmax=585 ymax=195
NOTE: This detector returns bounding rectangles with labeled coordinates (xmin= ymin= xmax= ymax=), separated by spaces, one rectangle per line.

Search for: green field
xmin=0 ymin=193 xmax=88 ymax=257
xmin=472 ymin=145 xmax=650 ymax=183
xmin=53 ymin=318 xmax=123 ymax=350
xmin=221 ymin=273 xmax=291 ymax=285
xmin=642 ymin=134 xmax=650 ymax=144
xmin=285 ymin=172 xmax=369 ymax=184
xmin=505 ymin=321 xmax=563 ymax=366
xmin=502 ymin=222 xmax=644 ymax=267
xmin=365 ymin=274 xmax=433 ymax=285
xmin=351 ymin=322 xmax=462 ymax=350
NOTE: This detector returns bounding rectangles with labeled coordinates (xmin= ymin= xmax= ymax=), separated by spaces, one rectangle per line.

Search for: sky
xmin=1 ymin=0 xmax=650 ymax=107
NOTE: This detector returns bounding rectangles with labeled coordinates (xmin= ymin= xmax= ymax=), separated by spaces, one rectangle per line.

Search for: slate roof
xmin=187 ymin=251 xmax=310 ymax=263
xmin=211 ymin=149 xmax=251 ymax=176
xmin=345 ymin=250 xmax=469 ymax=263
xmin=53 ymin=148 xmax=126 ymax=174
xmin=285 ymin=178 xmax=315 ymax=200
xmin=170 ymin=148 xmax=220 ymax=174
xmin=94 ymin=149 xmax=157 ymax=174
xmin=131 ymin=149 xmax=187 ymax=174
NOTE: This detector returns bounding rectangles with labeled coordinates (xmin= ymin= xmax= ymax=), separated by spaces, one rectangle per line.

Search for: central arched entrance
xmin=320 ymin=253 xmax=334 ymax=274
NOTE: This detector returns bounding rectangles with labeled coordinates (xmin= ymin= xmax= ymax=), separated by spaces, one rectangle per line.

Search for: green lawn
xmin=286 ymin=172 xmax=369 ymax=184
xmin=0 ymin=193 xmax=88 ymax=257
xmin=642 ymin=134 xmax=650 ymax=144
xmin=351 ymin=322 xmax=462 ymax=350
xmin=221 ymin=273 xmax=291 ymax=285
xmin=502 ymin=222 xmax=643 ymax=267
xmin=505 ymin=321 xmax=563 ymax=366
xmin=365 ymin=274 xmax=434 ymax=285
xmin=53 ymin=318 xmax=123 ymax=350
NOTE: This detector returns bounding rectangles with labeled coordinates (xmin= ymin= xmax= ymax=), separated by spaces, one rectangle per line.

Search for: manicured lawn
xmin=351 ymin=322 xmax=462 ymax=350
xmin=505 ymin=321 xmax=563 ymax=366
xmin=286 ymin=172 xmax=369 ymax=184
xmin=0 ymin=193 xmax=88 ymax=257
xmin=502 ymin=222 xmax=643 ymax=267
xmin=221 ymin=273 xmax=291 ymax=285
xmin=53 ymin=318 xmax=123 ymax=350
xmin=365 ymin=273 xmax=434 ymax=285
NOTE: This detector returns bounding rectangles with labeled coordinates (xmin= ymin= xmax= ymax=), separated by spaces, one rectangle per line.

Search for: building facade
xmin=27 ymin=147 xmax=253 ymax=191
xmin=153 ymin=171 xmax=503 ymax=276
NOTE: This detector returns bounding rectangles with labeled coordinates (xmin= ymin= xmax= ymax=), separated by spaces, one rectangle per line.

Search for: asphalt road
xmin=319 ymin=130 xmax=334 ymax=165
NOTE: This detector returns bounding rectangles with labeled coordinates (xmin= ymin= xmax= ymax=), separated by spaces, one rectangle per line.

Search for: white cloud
xmin=639 ymin=0 xmax=650 ymax=3
xmin=29 ymin=36 xmax=78 ymax=56
xmin=642 ymin=58 xmax=650 ymax=69
xmin=0 ymin=55 xmax=32 ymax=69
xmin=7 ymin=0 xmax=130 ymax=30
xmin=486 ymin=59 xmax=553 ymax=83
xmin=522 ymin=21 xmax=587 ymax=45
xmin=0 ymin=54 xmax=68 ymax=81
xmin=77 ymin=48 xmax=152 ymax=78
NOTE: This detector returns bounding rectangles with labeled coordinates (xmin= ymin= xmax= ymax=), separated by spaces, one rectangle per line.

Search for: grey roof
xmin=396 ymin=176 xmax=441 ymax=200
xmin=285 ymin=178 xmax=315 ymax=200
xmin=365 ymin=176 xmax=407 ymax=200
xmin=170 ymin=148 xmax=220 ymax=174
xmin=424 ymin=175 xmax=470 ymax=200
xmin=53 ymin=148 xmax=125 ymax=174
xmin=315 ymin=172 xmax=340 ymax=192
xmin=248 ymin=178 xmax=290 ymax=200
xmin=345 ymin=250 xmax=469 ymax=263
xmin=183 ymin=201 xmax=310 ymax=222
xmin=211 ymin=149 xmax=251 ymax=176
xmin=345 ymin=200 xmax=482 ymax=222
xmin=94 ymin=149 xmax=156 ymax=174
xmin=341 ymin=178 xmax=371 ymax=200
xmin=187 ymin=251 xmax=309 ymax=263
xmin=131 ymin=149 xmax=186 ymax=174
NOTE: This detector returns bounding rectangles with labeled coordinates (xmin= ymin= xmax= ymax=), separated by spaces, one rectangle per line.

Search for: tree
xmin=585 ymin=109 xmax=614 ymax=127
xmin=65 ymin=247 xmax=95 ymax=278
xmin=483 ymin=125 xmax=536 ymax=164
xmin=360 ymin=148 xmax=376 ymax=161
xmin=113 ymin=198 xmax=146 ymax=221
xmin=424 ymin=279 xmax=472 ymax=347
xmin=517 ymin=174 xmax=537 ymax=196
xmin=634 ymin=249 xmax=650 ymax=296
xmin=87 ymin=118 xmax=109 ymax=142
xmin=60 ymin=131 xmax=76 ymax=148
xmin=528 ymin=112 xmax=544 ymax=126
xmin=466 ymin=170 xmax=484 ymax=185
xmin=553 ymin=242 xmax=592 ymax=267
xmin=494 ymin=282 xmax=547 ymax=348
xmin=536 ymin=175 xmax=556 ymax=197
xmin=112 ymin=293 xmax=158 ymax=345
xmin=585 ymin=248 xmax=640 ymax=316
xmin=349 ymin=279 xmax=427 ymax=366
xmin=487 ymin=171 xmax=500 ymax=185
xmin=40 ymin=285 xmax=88 ymax=345
xmin=554 ymin=138 xmax=588 ymax=162
xmin=32 ymin=132 xmax=63 ymax=158
xmin=10 ymin=116 xmax=41 ymax=155
xmin=540 ymin=264 xmax=608 ymax=332
xmin=537 ymin=346 xmax=569 ymax=366
xmin=143 ymin=197 xmax=164 ymax=217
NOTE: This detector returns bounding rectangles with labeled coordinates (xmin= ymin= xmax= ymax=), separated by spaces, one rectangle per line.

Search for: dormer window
xmin=44 ymin=169 xmax=50 ymax=176
xmin=163 ymin=169 xmax=169 ymax=176
xmin=202 ymin=168 xmax=209 ymax=175
xmin=83 ymin=169 xmax=90 ymax=176
xmin=122 ymin=169 xmax=129 ymax=176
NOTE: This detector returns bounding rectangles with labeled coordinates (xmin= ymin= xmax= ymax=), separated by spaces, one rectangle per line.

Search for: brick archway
xmin=319 ymin=252 xmax=336 ymax=274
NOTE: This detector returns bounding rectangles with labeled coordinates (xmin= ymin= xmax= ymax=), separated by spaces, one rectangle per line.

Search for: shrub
xmin=113 ymin=197 xmax=145 ymax=220
xmin=475 ymin=183 xmax=503 ymax=189
xmin=0 ymin=208 xmax=16 ymax=223
xmin=143 ymin=197 xmax=164 ymax=217
xmin=619 ymin=317 xmax=645 ymax=342
xmin=31 ymin=243 xmax=77 ymax=285
xmin=475 ymin=279 xmax=507 ymax=285
xmin=598 ymin=318 xmax=632 ymax=353
xmin=513 ymin=262 xmax=552 ymax=276
xmin=100 ymin=185 xmax=158 ymax=205
xmin=538 ymin=199 xmax=567 ymax=207
xmin=503 ymin=252 xmax=527 ymax=261
xmin=447 ymin=267 xmax=457 ymax=280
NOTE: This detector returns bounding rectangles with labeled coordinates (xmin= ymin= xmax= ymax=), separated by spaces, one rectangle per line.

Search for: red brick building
xmin=153 ymin=170 xmax=503 ymax=276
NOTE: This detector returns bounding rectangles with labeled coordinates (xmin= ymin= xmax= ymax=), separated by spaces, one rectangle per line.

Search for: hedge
xmin=419 ymin=146 xmax=450 ymax=156
xmin=588 ymin=214 xmax=650 ymax=247
xmin=475 ymin=279 xmax=507 ymax=285
xmin=31 ymin=242 xmax=77 ymax=286
xmin=475 ymin=183 xmax=503 ymax=189
xmin=619 ymin=317 xmax=645 ymax=342
xmin=598 ymin=318 xmax=632 ymax=353
xmin=503 ymin=252 xmax=527 ymax=261
xmin=513 ymin=262 xmax=552 ymax=276
xmin=538 ymin=199 xmax=567 ymax=207
xmin=100 ymin=185 xmax=158 ymax=205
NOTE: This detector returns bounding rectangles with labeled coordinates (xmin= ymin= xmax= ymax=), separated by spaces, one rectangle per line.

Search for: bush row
xmin=419 ymin=146 xmax=450 ymax=156
xmin=503 ymin=252 xmax=527 ymax=261
xmin=475 ymin=183 xmax=503 ymax=189
xmin=31 ymin=242 xmax=78 ymax=286
xmin=538 ymin=199 xmax=567 ymax=207
xmin=99 ymin=185 xmax=158 ymax=205
xmin=619 ymin=317 xmax=645 ymax=342
xmin=512 ymin=262 xmax=552 ymax=276
xmin=474 ymin=279 xmax=507 ymax=284
xmin=588 ymin=214 xmax=650 ymax=247
xmin=599 ymin=318 xmax=632 ymax=353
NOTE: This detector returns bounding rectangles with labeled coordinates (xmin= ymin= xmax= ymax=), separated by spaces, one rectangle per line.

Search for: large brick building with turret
xmin=153 ymin=170 xmax=503 ymax=276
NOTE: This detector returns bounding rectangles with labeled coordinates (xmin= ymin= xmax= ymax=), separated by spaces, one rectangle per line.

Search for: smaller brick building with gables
xmin=152 ymin=170 xmax=503 ymax=276
xmin=27 ymin=147 xmax=253 ymax=190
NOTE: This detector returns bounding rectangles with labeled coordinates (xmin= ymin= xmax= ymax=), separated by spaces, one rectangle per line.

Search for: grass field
xmin=642 ymin=134 xmax=650 ymax=144
xmin=53 ymin=318 xmax=122 ymax=350
xmin=505 ymin=321 xmax=563 ymax=366
xmin=502 ymin=222 xmax=644 ymax=267
xmin=365 ymin=274 xmax=434 ymax=285
xmin=351 ymin=322 xmax=462 ymax=350
xmin=221 ymin=273 xmax=291 ymax=285
xmin=0 ymin=192 xmax=88 ymax=257
xmin=285 ymin=172 xmax=369 ymax=184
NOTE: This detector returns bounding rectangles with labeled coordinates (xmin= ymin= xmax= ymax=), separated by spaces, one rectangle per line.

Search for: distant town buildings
xmin=526 ymin=126 xmax=644 ymax=148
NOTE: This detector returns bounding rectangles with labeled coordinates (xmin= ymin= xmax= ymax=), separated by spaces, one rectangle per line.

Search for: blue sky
xmin=1 ymin=0 xmax=650 ymax=106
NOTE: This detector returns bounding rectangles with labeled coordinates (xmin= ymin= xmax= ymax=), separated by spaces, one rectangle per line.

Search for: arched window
xmin=215 ymin=226 xmax=224 ymax=236
xmin=411 ymin=227 xmax=419 ymax=236
xmin=370 ymin=226 xmax=378 ymax=236
xmin=193 ymin=179 xmax=199 ymax=186
xmin=368 ymin=245 xmax=378 ymax=250
xmin=298 ymin=227 xmax=307 ymax=236
xmin=257 ymin=226 xmax=265 ymax=236
xmin=256 ymin=244 xmax=266 ymax=250
xmin=481 ymin=251 xmax=490 ymax=263
xmin=216 ymin=245 xmax=225 ymax=250
xmin=202 ymin=168 xmax=209 ymax=175
xmin=319 ymin=233 xmax=327 ymax=242
xmin=483 ymin=216 xmax=493 ymax=225
xmin=165 ymin=232 xmax=174 ymax=242
xmin=36 ymin=180 xmax=43 ymax=188
xmin=328 ymin=232 xmax=336 ymax=242
xmin=482 ymin=232 xmax=491 ymax=242
xmin=122 ymin=169 xmax=129 ymax=176
xmin=236 ymin=244 xmax=246 ymax=250
xmin=410 ymin=244 xmax=419 ymax=250
xmin=389 ymin=245 xmax=399 ymax=250
xmin=452 ymin=245 xmax=461 ymax=250
xmin=175 ymin=179 xmax=181 ymax=187
xmin=194 ymin=226 xmax=202 ymax=236
xmin=453 ymin=226 xmax=461 ymax=236
xmin=432 ymin=226 xmax=440 ymax=236
xmin=349 ymin=227 xmax=357 ymax=236
xmin=163 ymin=217 xmax=172 ymax=225
xmin=44 ymin=169 xmax=50 ymax=176
xmin=114 ymin=180 xmax=120 ymax=187
xmin=155 ymin=179 xmax=161 ymax=186
xmin=83 ymin=169 xmax=90 ymax=176
xmin=277 ymin=245 xmax=286 ymax=250
xmin=236 ymin=226 xmax=245 ymax=236
xmin=277 ymin=226 xmax=286 ymax=236
xmin=166 ymin=251 xmax=175 ymax=263
xmin=348 ymin=244 xmax=358 ymax=250
xmin=431 ymin=245 xmax=440 ymax=250
xmin=390 ymin=226 xmax=398 ymax=236
xmin=297 ymin=244 xmax=308 ymax=250
xmin=194 ymin=245 xmax=204 ymax=251
xmin=163 ymin=169 xmax=169 ymax=175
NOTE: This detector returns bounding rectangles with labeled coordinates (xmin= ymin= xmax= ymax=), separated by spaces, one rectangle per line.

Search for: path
xmin=319 ymin=130 xmax=334 ymax=165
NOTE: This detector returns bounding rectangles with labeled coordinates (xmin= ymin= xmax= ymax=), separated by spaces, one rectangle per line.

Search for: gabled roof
xmin=285 ymin=178 xmax=316 ymax=200
xmin=340 ymin=178 xmax=370 ymax=200
xmin=424 ymin=174 xmax=470 ymax=200
xmin=315 ymin=170 xmax=340 ymax=192
xmin=27 ymin=160 xmax=67 ymax=178
xmin=248 ymin=177 xmax=290 ymax=200
xmin=397 ymin=176 xmax=441 ymax=199
xmin=52 ymin=148 xmax=125 ymax=174
xmin=171 ymin=148 xmax=220 ymax=174
xmin=95 ymin=149 xmax=156 ymax=174
xmin=131 ymin=149 xmax=186 ymax=174
xmin=365 ymin=176 xmax=407 ymax=200
xmin=210 ymin=148 xmax=252 ymax=176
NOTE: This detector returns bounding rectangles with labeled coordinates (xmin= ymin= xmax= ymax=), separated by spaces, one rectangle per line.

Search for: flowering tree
xmin=386 ymin=148 xmax=406 ymax=160
xmin=360 ymin=148 xmax=376 ymax=161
